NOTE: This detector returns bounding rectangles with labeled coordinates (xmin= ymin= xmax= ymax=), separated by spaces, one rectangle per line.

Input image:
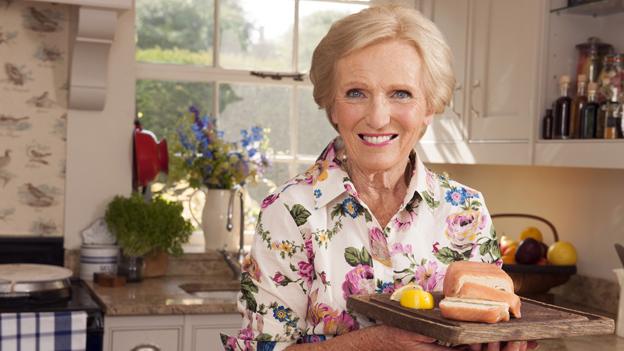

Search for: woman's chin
xmin=351 ymin=157 xmax=406 ymax=174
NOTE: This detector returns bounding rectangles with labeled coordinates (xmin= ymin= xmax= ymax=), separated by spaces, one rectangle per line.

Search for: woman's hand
xmin=463 ymin=341 xmax=539 ymax=351
xmin=363 ymin=325 xmax=454 ymax=350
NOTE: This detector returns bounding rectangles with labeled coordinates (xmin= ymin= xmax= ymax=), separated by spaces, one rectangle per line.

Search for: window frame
xmin=135 ymin=0 xmax=399 ymax=178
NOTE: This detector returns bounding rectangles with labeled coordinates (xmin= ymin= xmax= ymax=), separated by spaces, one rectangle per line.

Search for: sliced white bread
xmin=439 ymin=297 xmax=510 ymax=324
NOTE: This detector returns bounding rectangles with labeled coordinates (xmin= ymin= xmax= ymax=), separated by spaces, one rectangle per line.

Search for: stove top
xmin=0 ymin=279 xmax=101 ymax=313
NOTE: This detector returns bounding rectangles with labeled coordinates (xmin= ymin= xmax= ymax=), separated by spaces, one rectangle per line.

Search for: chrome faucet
xmin=219 ymin=187 xmax=245 ymax=280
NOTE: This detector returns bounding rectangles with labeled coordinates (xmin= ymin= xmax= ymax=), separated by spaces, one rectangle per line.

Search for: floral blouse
xmin=221 ymin=139 xmax=502 ymax=351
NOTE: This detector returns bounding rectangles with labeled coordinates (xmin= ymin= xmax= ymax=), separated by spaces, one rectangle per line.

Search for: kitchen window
xmin=134 ymin=0 xmax=408 ymax=245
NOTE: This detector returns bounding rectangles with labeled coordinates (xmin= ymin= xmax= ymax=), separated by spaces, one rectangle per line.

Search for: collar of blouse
xmin=311 ymin=138 xmax=440 ymax=212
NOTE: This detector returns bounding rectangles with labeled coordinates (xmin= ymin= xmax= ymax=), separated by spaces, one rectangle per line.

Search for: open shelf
xmin=551 ymin=0 xmax=624 ymax=17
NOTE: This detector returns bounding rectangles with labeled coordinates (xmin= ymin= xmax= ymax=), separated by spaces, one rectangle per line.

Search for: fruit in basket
xmin=547 ymin=241 xmax=577 ymax=265
xmin=515 ymin=238 xmax=542 ymax=264
xmin=502 ymin=243 xmax=518 ymax=264
xmin=399 ymin=288 xmax=434 ymax=310
xmin=519 ymin=227 xmax=543 ymax=242
xmin=499 ymin=235 xmax=518 ymax=252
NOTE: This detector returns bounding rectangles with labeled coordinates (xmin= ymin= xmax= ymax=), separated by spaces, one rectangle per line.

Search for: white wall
xmin=429 ymin=163 xmax=624 ymax=282
xmin=63 ymin=8 xmax=135 ymax=249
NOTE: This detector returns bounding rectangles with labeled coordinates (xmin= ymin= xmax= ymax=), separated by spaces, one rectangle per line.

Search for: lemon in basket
xmin=519 ymin=227 xmax=543 ymax=242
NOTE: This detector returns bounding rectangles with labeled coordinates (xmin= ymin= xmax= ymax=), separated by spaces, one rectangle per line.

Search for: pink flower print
xmin=393 ymin=210 xmax=416 ymax=231
xmin=297 ymin=260 xmax=315 ymax=288
xmin=322 ymin=311 xmax=360 ymax=335
xmin=319 ymin=271 xmax=328 ymax=285
xmin=261 ymin=193 xmax=279 ymax=209
xmin=304 ymin=238 xmax=315 ymax=261
xmin=342 ymin=264 xmax=375 ymax=299
xmin=343 ymin=182 xmax=358 ymax=198
xmin=238 ymin=327 xmax=254 ymax=340
xmin=241 ymin=254 xmax=261 ymax=282
xmin=225 ymin=336 xmax=237 ymax=350
xmin=390 ymin=243 xmax=414 ymax=255
xmin=255 ymin=314 xmax=264 ymax=334
xmin=414 ymin=260 xmax=444 ymax=292
xmin=272 ymin=272 xmax=287 ymax=286
xmin=369 ymin=227 xmax=391 ymax=266
xmin=432 ymin=241 xmax=440 ymax=254
xmin=445 ymin=210 xmax=484 ymax=250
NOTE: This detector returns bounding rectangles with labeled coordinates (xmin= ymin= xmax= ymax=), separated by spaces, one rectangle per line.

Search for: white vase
xmin=191 ymin=188 xmax=243 ymax=252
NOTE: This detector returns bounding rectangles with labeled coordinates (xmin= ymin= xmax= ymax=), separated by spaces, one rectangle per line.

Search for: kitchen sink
xmin=191 ymin=290 xmax=239 ymax=299
xmin=178 ymin=282 xmax=239 ymax=300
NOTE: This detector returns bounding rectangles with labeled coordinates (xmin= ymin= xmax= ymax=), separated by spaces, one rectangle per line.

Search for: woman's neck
xmin=345 ymin=158 xmax=411 ymax=227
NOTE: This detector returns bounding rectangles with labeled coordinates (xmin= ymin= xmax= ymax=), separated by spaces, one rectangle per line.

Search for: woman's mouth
xmin=358 ymin=134 xmax=398 ymax=146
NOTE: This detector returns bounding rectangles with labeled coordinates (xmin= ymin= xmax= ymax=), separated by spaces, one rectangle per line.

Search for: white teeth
xmin=362 ymin=135 xmax=393 ymax=144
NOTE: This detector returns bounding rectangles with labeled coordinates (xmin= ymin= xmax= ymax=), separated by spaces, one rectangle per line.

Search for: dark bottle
xmin=604 ymin=85 xmax=622 ymax=139
xmin=570 ymin=74 xmax=587 ymax=138
xmin=554 ymin=75 xmax=572 ymax=139
xmin=541 ymin=109 xmax=553 ymax=139
xmin=579 ymin=82 xmax=599 ymax=138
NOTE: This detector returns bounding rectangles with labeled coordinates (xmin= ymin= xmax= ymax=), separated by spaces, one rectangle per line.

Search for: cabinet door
xmin=186 ymin=314 xmax=242 ymax=351
xmin=468 ymin=0 xmax=541 ymax=141
xmin=112 ymin=329 xmax=182 ymax=351
xmin=420 ymin=0 xmax=469 ymax=143
xmin=105 ymin=315 xmax=184 ymax=351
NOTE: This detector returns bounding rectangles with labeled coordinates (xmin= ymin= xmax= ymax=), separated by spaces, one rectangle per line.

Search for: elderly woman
xmin=222 ymin=6 xmax=533 ymax=351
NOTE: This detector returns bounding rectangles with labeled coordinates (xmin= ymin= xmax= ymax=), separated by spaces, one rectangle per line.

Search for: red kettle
xmin=132 ymin=120 xmax=168 ymax=189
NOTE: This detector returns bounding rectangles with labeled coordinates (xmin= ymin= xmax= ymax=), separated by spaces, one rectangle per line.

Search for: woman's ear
xmin=423 ymin=113 xmax=434 ymax=126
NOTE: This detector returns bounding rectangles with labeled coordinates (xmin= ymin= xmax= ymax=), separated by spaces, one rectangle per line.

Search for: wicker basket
xmin=492 ymin=213 xmax=576 ymax=295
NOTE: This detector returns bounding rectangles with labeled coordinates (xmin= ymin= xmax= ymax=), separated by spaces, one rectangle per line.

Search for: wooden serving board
xmin=347 ymin=293 xmax=615 ymax=344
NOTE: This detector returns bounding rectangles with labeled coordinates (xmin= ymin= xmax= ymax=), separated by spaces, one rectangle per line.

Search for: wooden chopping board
xmin=347 ymin=293 xmax=615 ymax=344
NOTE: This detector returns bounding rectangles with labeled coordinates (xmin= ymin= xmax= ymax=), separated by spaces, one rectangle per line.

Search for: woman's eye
xmin=392 ymin=90 xmax=412 ymax=99
xmin=346 ymin=89 xmax=364 ymax=98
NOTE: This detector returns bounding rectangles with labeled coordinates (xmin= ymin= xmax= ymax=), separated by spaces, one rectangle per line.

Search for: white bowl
xmin=80 ymin=244 xmax=119 ymax=281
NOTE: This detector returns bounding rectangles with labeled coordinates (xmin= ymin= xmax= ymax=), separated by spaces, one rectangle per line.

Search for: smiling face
xmin=330 ymin=39 xmax=432 ymax=175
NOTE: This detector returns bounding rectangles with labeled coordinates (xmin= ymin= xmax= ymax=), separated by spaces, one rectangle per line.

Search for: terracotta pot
xmin=143 ymin=250 xmax=169 ymax=278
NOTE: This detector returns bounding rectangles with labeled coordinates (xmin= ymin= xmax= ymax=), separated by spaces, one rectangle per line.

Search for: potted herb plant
xmin=105 ymin=193 xmax=193 ymax=281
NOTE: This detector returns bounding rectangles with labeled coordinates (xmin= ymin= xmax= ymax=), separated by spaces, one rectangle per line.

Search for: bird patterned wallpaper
xmin=0 ymin=1 xmax=69 ymax=236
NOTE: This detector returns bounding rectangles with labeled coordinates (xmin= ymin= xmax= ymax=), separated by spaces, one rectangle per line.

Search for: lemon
xmin=547 ymin=241 xmax=577 ymax=265
xmin=519 ymin=227 xmax=543 ymax=242
xmin=390 ymin=282 xmax=421 ymax=301
xmin=399 ymin=288 xmax=435 ymax=310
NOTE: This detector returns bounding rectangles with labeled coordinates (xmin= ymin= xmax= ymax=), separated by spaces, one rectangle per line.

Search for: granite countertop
xmin=85 ymin=275 xmax=240 ymax=316
xmin=85 ymin=274 xmax=623 ymax=349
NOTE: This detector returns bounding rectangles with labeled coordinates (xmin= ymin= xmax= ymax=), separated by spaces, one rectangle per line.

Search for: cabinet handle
xmin=130 ymin=344 xmax=161 ymax=351
xmin=469 ymin=80 xmax=481 ymax=118
xmin=449 ymin=83 xmax=462 ymax=117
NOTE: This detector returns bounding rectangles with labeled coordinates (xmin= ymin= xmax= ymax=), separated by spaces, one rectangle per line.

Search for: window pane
xmin=298 ymin=1 xmax=368 ymax=72
xmin=218 ymin=83 xmax=291 ymax=155
xmin=297 ymin=87 xmax=338 ymax=156
xmin=136 ymin=0 xmax=214 ymax=65
xmin=136 ymin=80 xmax=214 ymax=142
xmin=219 ymin=0 xmax=294 ymax=71
xmin=246 ymin=161 xmax=290 ymax=206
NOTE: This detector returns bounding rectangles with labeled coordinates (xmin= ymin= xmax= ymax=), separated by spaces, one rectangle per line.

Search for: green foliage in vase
xmin=105 ymin=193 xmax=193 ymax=257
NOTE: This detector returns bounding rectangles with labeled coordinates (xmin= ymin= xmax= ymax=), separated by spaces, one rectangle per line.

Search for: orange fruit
xmin=547 ymin=241 xmax=577 ymax=265
xmin=519 ymin=227 xmax=543 ymax=242
xmin=399 ymin=288 xmax=434 ymax=310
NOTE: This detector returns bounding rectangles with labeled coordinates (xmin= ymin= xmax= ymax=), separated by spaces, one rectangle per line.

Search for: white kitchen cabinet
xmin=185 ymin=314 xmax=242 ymax=351
xmin=104 ymin=315 xmax=185 ymax=351
xmin=420 ymin=0 xmax=469 ymax=145
xmin=417 ymin=0 xmax=543 ymax=165
xmin=104 ymin=314 xmax=242 ymax=351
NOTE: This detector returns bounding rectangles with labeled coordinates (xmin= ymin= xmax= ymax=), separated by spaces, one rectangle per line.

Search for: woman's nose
xmin=365 ymin=95 xmax=391 ymax=129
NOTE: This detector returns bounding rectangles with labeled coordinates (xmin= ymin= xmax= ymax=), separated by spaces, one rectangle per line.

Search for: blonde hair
xmin=309 ymin=6 xmax=455 ymax=121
